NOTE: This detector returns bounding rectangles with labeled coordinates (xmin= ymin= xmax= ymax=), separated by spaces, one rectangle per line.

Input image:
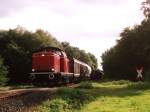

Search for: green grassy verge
xmin=35 ymin=80 xmax=150 ymax=112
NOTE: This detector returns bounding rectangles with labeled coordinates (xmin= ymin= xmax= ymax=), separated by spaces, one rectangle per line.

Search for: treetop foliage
xmin=61 ymin=42 xmax=98 ymax=70
xmin=142 ymin=0 xmax=150 ymax=20
xmin=101 ymin=0 xmax=150 ymax=80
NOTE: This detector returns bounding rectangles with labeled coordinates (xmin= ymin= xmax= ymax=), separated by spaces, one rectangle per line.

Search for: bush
xmin=58 ymin=88 xmax=94 ymax=109
xmin=110 ymin=80 xmax=131 ymax=85
xmin=78 ymin=81 xmax=93 ymax=89
xmin=0 ymin=57 xmax=9 ymax=86
xmin=127 ymin=81 xmax=150 ymax=90
xmin=101 ymin=80 xmax=131 ymax=86
xmin=39 ymin=98 xmax=69 ymax=112
xmin=145 ymin=69 xmax=150 ymax=82
xmin=38 ymin=88 xmax=95 ymax=112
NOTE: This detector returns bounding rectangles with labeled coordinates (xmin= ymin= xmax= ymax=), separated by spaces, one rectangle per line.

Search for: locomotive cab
xmin=31 ymin=47 xmax=61 ymax=73
xmin=30 ymin=47 xmax=62 ymax=81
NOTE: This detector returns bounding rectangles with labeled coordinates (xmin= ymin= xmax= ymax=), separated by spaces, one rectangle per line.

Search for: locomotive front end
xmin=29 ymin=47 xmax=61 ymax=82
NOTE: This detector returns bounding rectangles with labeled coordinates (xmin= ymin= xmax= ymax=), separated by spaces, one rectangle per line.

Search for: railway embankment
xmin=0 ymin=83 xmax=79 ymax=112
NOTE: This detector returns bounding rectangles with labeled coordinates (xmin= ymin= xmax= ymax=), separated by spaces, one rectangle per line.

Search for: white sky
xmin=0 ymin=0 xmax=144 ymax=68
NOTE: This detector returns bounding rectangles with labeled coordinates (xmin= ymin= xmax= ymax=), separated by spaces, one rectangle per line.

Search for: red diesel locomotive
xmin=29 ymin=47 xmax=91 ymax=83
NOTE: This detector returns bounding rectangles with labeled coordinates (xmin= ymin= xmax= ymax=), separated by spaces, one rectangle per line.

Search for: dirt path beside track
xmin=0 ymin=84 xmax=79 ymax=112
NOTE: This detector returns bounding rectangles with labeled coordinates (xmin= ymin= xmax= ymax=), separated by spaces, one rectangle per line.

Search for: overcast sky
xmin=0 ymin=0 xmax=144 ymax=68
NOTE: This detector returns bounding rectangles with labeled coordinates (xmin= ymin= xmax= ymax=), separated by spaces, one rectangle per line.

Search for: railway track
xmin=0 ymin=83 xmax=79 ymax=101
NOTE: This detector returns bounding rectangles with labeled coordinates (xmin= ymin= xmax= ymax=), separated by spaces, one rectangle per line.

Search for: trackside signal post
xmin=136 ymin=67 xmax=144 ymax=81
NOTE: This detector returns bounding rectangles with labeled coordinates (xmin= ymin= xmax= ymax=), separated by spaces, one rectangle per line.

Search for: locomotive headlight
xmin=42 ymin=54 xmax=45 ymax=56
xmin=51 ymin=68 xmax=55 ymax=71
xmin=32 ymin=69 xmax=35 ymax=72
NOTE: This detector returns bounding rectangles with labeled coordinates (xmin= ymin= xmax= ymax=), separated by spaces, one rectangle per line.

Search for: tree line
xmin=101 ymin=0 xmax=150 ymax=80
xmin=0 ymin=26 xmax=98 ymax=85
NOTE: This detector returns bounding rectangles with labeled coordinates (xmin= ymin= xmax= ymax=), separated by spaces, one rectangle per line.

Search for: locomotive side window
xmin=50 ymin=50 xmax=61 ymax=55
xmin=55 ymin=51 xmax=61 ymax=55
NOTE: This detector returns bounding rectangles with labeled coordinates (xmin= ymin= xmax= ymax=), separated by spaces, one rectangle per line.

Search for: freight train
xmin=29 ymin=47 xmax=92 ymax=84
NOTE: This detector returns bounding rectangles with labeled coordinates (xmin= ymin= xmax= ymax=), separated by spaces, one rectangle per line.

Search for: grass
xmin=35 ymin=80 xmax=150 ymax=112
xmin=79 ymin=81 xmax=150 ymax=112
xmin=78 ymin=81 xmax=94 ymax=89
xmin=0 ymin=83 xmax=35 ymax=91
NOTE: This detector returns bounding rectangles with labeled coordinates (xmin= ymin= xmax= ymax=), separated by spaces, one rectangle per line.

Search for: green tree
xmin=88 ymin=53 xmax=98 ymax=70
xmin=0 ymin=27 xmax=62 ymax=83
xmin=62 ymin=42 xmax=98 ymax=70
xmin=101 ymin=1 xmax=150 ymax=80
xmin=0 ymin=56 xmax=9 ymax=86
xmin=142 ymin=0 xmax=150 ymax=20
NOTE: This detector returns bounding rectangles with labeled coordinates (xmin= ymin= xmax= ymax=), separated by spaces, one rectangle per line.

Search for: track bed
xmin=0 ymin=83 xmax=79 ymax=112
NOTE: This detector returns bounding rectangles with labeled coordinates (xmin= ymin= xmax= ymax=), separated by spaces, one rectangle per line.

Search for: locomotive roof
xmin=33 ymin=46 xmax=63 ymax=53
